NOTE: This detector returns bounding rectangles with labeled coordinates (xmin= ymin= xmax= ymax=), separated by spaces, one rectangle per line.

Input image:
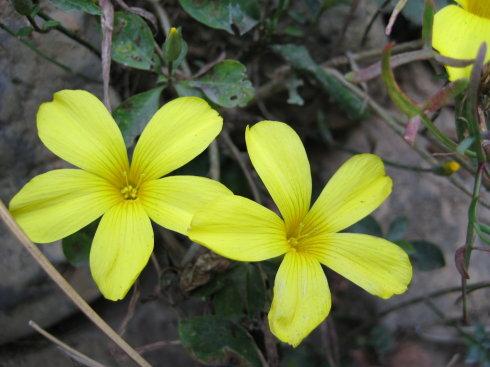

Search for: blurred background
xmin=1 ymin=0 xmax=490 ymax=366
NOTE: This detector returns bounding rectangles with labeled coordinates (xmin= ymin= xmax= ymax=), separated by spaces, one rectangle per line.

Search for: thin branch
xmin=0 ymin=200 xmax=150 ymax=367
xmin=99 ymin=0 xmax=114 ymax=111
xmin=118 ymin=282 xmax=140 ymax=337
xmin=378 ymin=281 xmax=490 ymax=317
xmin=29 ymin=320 xmax=107 ymax=367
xmin=220 ymin=130 xmax=262 ymax=204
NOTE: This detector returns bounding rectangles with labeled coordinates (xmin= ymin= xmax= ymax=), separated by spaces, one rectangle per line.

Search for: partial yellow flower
xmin=188 ymin=121 xmax=412 ymax=347
xmin=433 ymin=0 xmax=490 ymax=80
xmin=9 ymin=90 xmax=231 ymax=301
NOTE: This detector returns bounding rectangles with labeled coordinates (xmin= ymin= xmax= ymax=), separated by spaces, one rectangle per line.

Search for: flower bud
xmin=164 ymin=27 xmax=183 ymax=64
xmin=436 ymin=160 xmax=461 ymax=176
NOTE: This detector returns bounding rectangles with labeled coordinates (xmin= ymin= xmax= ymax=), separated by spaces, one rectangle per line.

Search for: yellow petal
xmin=268 ymin=252 xmax=331 ymax=347
xmin=303 ymin=233 xmax=412 ymax=299
xmin=245 ymin=121 xmax=311 ymax=235
xmin=303 ymin=154 xmax=392 ymax=235
xmin=433 ymin=5 xmax=490 ymax=80
xmin=9 ymin=169 xmax=121 ymax=243
xmin=455 ymin=0 xmax=490 ymax=18
xmin=139 ymin=175 xmax=232 ymax=235
xmin=90 ymin=200 xmax=153 ymax=301
xmin=37 ymin=90 xmax=129 ymax=186
xmin=188 ymin=195 xmax=289 ymax=261
xmin=130 ymin=97 xmax=222 ymax=182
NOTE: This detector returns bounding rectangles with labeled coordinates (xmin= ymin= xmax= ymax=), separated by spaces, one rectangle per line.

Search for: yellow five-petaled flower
xmin=433 ymin=0 xmax=490 ymax=80
xmin=9 ymin=90 xmax=231 ymax=301
xmin=189 ymin=121 xmax=412 ymax=347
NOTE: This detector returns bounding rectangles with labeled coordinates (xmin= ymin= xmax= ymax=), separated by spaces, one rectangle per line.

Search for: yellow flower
xmin=9 ymin=90 xmax=231 ymax=301
xmin=433 ymin=0 xmax=490 ymax=80
xmin=188 ymin=121 xmax=412 ymax=347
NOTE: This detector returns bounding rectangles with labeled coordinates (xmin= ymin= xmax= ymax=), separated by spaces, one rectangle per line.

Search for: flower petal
xmin=268 ymin=252 xmax=331 ymax=347
xmin=37 ymin=90 xmax=129 ymax=186
xmin=9 ymin=169 xmax=121 ymax=243
xmin=303 ymin=154 xmax=392 ymax=235
xmin=304 ymin=233 xmax=412 ymax=299
xmin=90 ymin=200 xmax=153 ymax=301
xmin=188 ymin=195 xmax=289 ymax=261
xmin=433 ymin=5 xmax=490 ymax=80
xmin=456 ymin=0 xmax=490 ymax=18
xmin=130 ymin=97 xmax=222 ymax=181
xmin=245 ymin=121 xmax=311 ymax=234
xmin=139 ymin=175 xmax=232 ymax=235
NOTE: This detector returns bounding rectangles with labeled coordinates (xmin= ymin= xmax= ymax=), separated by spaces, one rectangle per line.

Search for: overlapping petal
xmin=130 ymin=97 xmax=222 ymax=182
xmin=189 ymin=195 xmax=289 ymax=261
xmin=9 ymin=169 xmax=121 ymax=243
xmin=303 ymin=154 xmax=392 ymax=235
xmin=245 ymin=121 xmax=311 ymax=234
xmin=268 ymin=252 xmax=331 ymax=347
xmin=139 ymin=175 xmax=232 ymax=235
xmin=455 ymin=0 xmax=490 ymax=18
xmin=303 ymin=233 xmax=412 ymax=299
xmin=433 ymin=5 xmax=490 ymax=80
xmin=37 ymin=90 xmax=129 ymax=186
xmin=90 ymin=200 xmax=153 ymax=301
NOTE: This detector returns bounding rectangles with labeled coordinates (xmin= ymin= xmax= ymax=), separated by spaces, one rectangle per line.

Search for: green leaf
xmin=210 ymin=264 xmax=266 ymax=319
xmin=11 ymin=0 xmax=36 ymax=16
xmin=113 ymin=87 xmax=164 ymax=146
xmin=112 ymin=11 xmax=156 ymax=70
xmin=179 ymin=315 xmax=263 ymax=367
xmin=457 ymin=136 xmax=476 ymax=154
xmin=387 ymin=216 xmax=408 ymax=242
xmin=345 ymin=215 xmax=383 ymax=237
xmin=62 ymin=222 xmax=97 ymax=267
xmin=47 ymin=0 xmax=101 ymax=15
xmin=179 ymin=0 xmax=260 ymax=35
xmin=178 ymin=60 xmax=255 ymax=108
xmin=397 ymin=240 xmax=445 ymax=271
xmin=272 ymin=44 xmax=369 ymax=120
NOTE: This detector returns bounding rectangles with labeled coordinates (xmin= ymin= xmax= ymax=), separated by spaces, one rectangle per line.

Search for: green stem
xmin=0 ymin=22 xmax=99 ymax=83
xmin=461 ymin=163 xmax=484 ymax=324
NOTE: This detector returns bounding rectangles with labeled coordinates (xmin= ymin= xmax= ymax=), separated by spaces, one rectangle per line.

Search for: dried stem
xmin=220 ymin=130 xmax=262 ymax=204
xmin=0 ymin=200 xmax=151 ymax=367
xmin=29 ymin=320 xmax=107 ymax=367
xmin=99 ymin=0 xmax=114 ymax=111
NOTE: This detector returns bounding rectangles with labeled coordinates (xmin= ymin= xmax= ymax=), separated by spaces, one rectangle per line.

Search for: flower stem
xmin=461 ymin=163 xmax=484 ymax=324
xmin=0 ymin=200 xmax=151 ymax=367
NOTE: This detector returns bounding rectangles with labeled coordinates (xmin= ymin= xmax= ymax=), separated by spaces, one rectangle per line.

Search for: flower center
xmin=120 ymin=171 xmax=144 ymax=201
xmin=121 ymin=184 xmax=138 ymax=200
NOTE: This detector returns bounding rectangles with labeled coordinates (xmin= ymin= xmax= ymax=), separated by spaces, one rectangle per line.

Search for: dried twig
xmin=220 ymin=130 xmax=262 ymax=204
xmin=99 ymin=0 xmax=114 ymax=111
xmin=29 ymin=320 xmax=107 ymax=367
xmin=0 ymin=200 xmax=150 ymax=367
xmin=118 ymin=281 xmax=141 ymax=337
xmin=113 ymin=0 xmax=157 ymax=29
